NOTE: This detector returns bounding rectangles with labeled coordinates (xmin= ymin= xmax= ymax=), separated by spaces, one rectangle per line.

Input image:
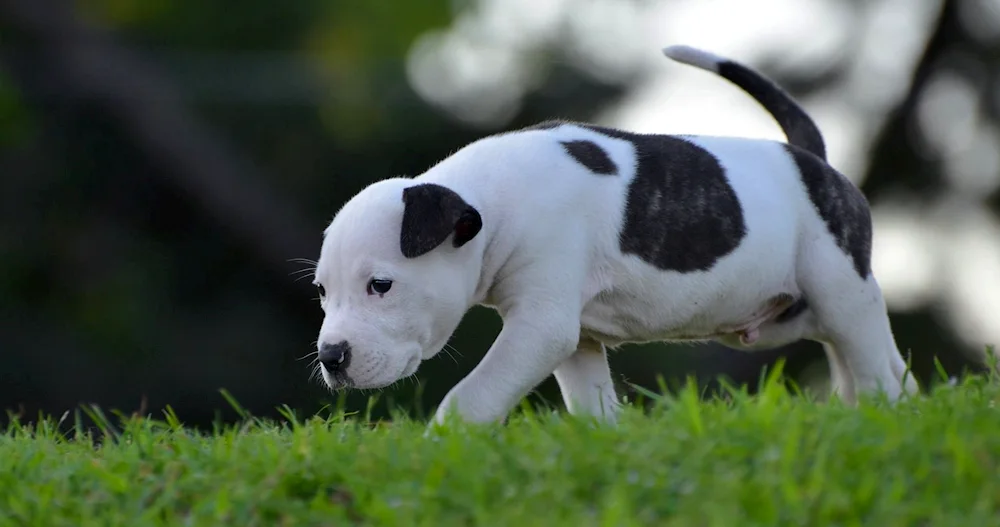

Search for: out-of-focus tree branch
xmin=861 ymin=0 xmax=958 ymax=201
xmin=0 ymin=0 xmax=319 ymax=288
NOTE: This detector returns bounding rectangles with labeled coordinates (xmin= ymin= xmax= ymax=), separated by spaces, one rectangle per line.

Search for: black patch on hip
xmin=560 ymin=140 xmax=617 ymax=175
xmin=783 ymin=145 xmax=872 ymax=279
xmin=582 ymin=124 xmax=747 ymax=273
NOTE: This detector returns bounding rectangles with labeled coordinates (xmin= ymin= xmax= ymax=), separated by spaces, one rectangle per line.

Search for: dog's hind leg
xmin=804 ymin=271 xmax=911 ymax=405
xmin=888 ymin=343 xmax=919 ymax=395
xmin=821 ymin=341 xmax=855 ymax=402
xmin=722 ymin=303 xmax=858 ymax=401
xmin=553 ymin=337 xmax=620 ymax=423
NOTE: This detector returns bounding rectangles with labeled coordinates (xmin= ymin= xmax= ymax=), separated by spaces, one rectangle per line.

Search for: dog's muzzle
xmin=319 ymin=341 xmax=351 ymax=373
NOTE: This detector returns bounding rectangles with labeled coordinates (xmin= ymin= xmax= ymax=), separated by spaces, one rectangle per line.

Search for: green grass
xmin=3 ymin=370 xmax=1000 ymax=527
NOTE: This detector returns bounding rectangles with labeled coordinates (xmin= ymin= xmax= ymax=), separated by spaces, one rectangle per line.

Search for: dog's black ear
xmin=400 ymin=183 xmax=482 ymax=258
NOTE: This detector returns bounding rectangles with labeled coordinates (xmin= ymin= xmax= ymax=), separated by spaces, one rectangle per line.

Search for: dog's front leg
xmin=432 ymin=306 xmax=581 ymax=426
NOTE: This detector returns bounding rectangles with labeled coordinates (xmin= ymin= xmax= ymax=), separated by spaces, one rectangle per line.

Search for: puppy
xmin=311 ymin=44 xmax=918 ymax=425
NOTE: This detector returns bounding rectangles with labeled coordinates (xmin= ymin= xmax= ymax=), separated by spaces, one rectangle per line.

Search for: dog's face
xmin=312 ymin=178 xmax=483 ymax=390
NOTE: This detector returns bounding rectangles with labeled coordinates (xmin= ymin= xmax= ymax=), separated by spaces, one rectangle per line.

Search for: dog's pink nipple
xmin=740 ymin=328 xmax=760 ymax=345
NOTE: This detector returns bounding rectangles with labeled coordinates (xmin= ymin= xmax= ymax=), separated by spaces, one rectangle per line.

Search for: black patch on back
xmin=579 ymin=124 xmax=747 ymax=272
xmin=560 ymin=140 xmax=617 ymax=175
xmin=717 ymin=61 xmax=827 ymax=160
xmin=783 ymin=145 xmax=872 ymax=278
xmin=775 ymin=297 xmax=808 ymax=323
xmin=400 ymin=183 xmax=482 ymax=259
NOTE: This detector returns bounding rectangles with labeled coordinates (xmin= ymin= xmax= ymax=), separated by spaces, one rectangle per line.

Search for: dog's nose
xmin=318 ymin=341 xmax=351 ymax=372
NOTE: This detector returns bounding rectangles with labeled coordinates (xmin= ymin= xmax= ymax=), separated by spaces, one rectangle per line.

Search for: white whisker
xmin=296 ymin=350 xmax=319 ymax=362
xmin=290 ymin=264 xmax=318 ymax=284
xmin=442 ymin=347 xmax=459 ymax=365
xmin=441 ymin=343 xmax=464 ymax=365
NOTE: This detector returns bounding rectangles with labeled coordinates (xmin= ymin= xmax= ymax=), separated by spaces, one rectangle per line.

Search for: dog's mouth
xmin=322 ymin=352 xmax=422 ymax=392
xmin=322 ymin=369 xmax=354 ymax=391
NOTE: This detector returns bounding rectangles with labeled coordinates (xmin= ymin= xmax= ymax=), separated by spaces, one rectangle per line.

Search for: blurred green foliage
xmin=4 ymin=374 xmax=1000 ymax=524
xmin=0 ymin=0 xmax=992 ymax=428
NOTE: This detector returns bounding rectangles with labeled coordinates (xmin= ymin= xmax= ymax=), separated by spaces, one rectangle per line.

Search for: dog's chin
xmin=329 ymin=354 xmax=422 ymax=391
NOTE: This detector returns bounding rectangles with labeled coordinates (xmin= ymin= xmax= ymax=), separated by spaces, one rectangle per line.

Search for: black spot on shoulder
xmin=582 ymin=124 xmax=747 ymax=273
xmin=783 ymin=145 xmax=872 ymax=278
xmin=560 ymin=140 xmax=617 ymax=175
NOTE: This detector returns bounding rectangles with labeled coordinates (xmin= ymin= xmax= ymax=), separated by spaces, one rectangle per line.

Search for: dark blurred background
xmin=1 ymin=0 xmax=997 ymax=428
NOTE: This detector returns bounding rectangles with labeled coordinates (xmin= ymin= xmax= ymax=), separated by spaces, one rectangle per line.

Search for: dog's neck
xmin=461 ymin=183 xmax=508 ymax=310
xmin=417 ymin=174 xmax=511 ymax=311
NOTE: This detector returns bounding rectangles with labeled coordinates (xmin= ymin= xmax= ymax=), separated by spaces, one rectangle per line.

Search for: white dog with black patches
xmin=312 ymin=45 xmax=919 ymax=425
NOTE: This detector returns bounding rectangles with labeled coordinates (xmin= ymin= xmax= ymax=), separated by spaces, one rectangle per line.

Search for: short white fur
xmin=312 ymin=45 xmax=918 ymax=426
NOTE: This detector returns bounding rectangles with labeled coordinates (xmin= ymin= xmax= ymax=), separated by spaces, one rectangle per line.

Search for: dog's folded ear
xmin=400 ymin=183 xmax=483 ymax=258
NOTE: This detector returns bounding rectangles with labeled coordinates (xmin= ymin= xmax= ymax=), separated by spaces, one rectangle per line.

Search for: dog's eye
xmin=314 ymin=283 xmax=326 ymax=298
xmin=367 ymin=278 xmax=392 ymax=296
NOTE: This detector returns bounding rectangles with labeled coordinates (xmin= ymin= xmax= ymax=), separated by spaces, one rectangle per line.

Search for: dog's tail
xmin=662 ymin=45 xmax=827 ymax=161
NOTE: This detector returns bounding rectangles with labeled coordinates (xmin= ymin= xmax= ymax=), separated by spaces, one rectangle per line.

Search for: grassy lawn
xmin=2 ymin=368 xmax=1000 ymax=527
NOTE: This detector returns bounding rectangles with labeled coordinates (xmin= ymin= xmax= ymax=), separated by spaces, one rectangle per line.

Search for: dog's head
xmin=312 ymin=178 xmax=484 ymax=390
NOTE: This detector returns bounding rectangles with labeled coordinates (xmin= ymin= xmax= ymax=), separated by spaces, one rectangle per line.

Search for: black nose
xmin=318 ymin=341 xmax=351 ymax=372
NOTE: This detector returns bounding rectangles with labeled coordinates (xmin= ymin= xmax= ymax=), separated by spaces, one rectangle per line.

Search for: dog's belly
xmin=579 ymin=253 xmax=801 ymax=347
xmin=580 ymin=289 xmax=795 ymax=347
